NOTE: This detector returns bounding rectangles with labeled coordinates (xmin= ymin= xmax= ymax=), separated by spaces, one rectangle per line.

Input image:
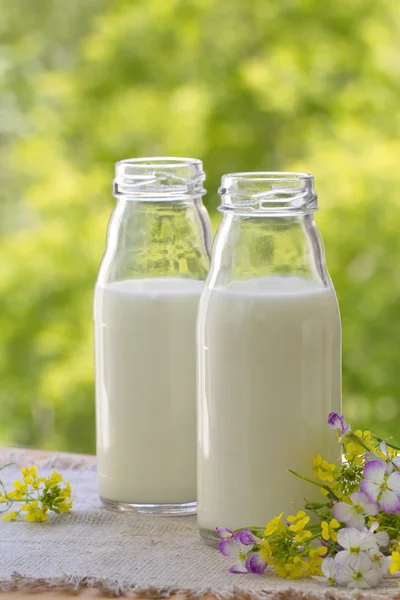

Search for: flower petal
xmin=335 ymin=563 xmax=353 ymax=583
xmin=379 ymin=489 xmax=400 ymax=514
xmin=235 ymin=528 xmax=257 ymax=546
xmin=351 ymin=490 xmax=379 ymax=517
xmin=229 ymin=563 xmax=248 ymax=574
xmin=360 ymin=479 xmax=379 ymax=502
xmin=345 ymin=552 xmax=372 ymax=571
xmin=374 ymin=530 xmax=389 ymax=548
xmin=362 ymin=569 xmax=382 ymax=588
xmin=347 ymin=512 xmax=367 ymax=530
xmin=363 ymin=460 xmax=386 ymax=484
xmin=335 ymin=550 xmax=352 ymax=565
xmin=217 ymin=527 xmax=233 ymax=539
xmin=321 ymin=557 xmax=336 ymax=578
xmin=332 ymin=501 xmax=354 ymax=524
xmin=245 ymin=552 xmax=267 ymax=575
xmin=219 ymin=538 xmax=238 ymax=557
xmin=327 ymin=412 xmax=350 ymax=438
xmin=337 ymin=527 xmax=361 ymax=551
xmin=387 ymin=471 xmax=400 ymax=494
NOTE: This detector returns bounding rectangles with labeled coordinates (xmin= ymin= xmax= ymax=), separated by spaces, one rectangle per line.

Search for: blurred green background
xmin=1 ymin=0 xmax=399 ymax=453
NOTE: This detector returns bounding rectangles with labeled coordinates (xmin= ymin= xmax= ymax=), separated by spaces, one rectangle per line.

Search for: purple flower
xmin=245 ymin=552 xmax=267 ymax=575
xmin=218 ymin=529 xmax=264 ymax=575
xmin=217 ymin=527 xmax=233 ymax=539
xmin=332 ymin=490 xmax=379 ymax=529
xmin=328 ymin=412 xmax=351 ymax=441
xmin=235 ymin=529 xmax=258 ymax=545
xmin=360 ymin=460 xmax=400 ymax=513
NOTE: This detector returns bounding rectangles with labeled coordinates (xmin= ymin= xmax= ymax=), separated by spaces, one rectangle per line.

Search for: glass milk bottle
xmin=197 ymin=172 xmax=341 ymax=544
xmin=95 ymin=157 xmax=211 ymax=515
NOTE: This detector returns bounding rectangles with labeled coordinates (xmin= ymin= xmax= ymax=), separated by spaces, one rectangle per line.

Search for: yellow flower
xmin=287 ymin=510 xmax=307 ymax=524
xmin=390 ymin=551 xmax=400 ymax=575
xmin=309 ymin=546 xmax=327 ymax=559
xmin=293 ymin=529 xmax=312 ymax=543
xmin=275 ymin=557 xmax=307 ymax=579
xmin=48 ymin=471 xmax=63 ymax=485
xmin=13 ymin=480 xmax=26 ymax=492
xmin=312 ymin=455 xmax=337 ymax=482
xmin=58 ymin=500 xmax=73 ymax=513
xmin=288 ymin=511 xmax=312 ymax=543
xmin=21 ymin=466 xmax=37 ymax=477
xmin=0 ymin=463 xmax=72 ymax=523
xmin=2 ymin=511 xmax=19 ymax=522
xmin=306 ymin=555 xmax=324 ymax=576
xmin=24 ymin=506 xmax=49 ymax=523
xmin=345 ymin=430 xmax=374 ymax=464
xmin=321 ymin=519 xmax=340 ymax=542
xmin=264 ymin=512 xmax=285 ymax=537
xmin=7 ymin=489 xmax=24 ymax=500
xmin=260 ymin=540 xmax=273 ymax=563
xmin=275 ymin=563 xmax=300 ymax=578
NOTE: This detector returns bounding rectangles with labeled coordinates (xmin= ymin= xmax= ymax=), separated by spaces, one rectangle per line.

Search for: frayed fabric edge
xmin=0 ymin=574 xmax=398 ymax=600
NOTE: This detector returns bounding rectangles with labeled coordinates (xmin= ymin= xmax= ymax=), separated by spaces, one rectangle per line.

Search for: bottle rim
xmin=113 ymin=157 xmax=206 ymax=200
xmin=219 ymin=171 xmax=317 ymax=216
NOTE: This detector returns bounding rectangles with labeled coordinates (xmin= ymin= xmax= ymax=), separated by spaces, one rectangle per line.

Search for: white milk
xmin=95 ymin=277 xmax=203 ymax=505
xmin=197 ymin=276 xmax=341 ymax=533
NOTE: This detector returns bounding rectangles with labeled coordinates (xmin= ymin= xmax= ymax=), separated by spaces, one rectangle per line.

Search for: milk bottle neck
xmin=97 ymin=158 xmax=212 ymax=284
xmin=209 ymin=172 xmax=330 ymax=288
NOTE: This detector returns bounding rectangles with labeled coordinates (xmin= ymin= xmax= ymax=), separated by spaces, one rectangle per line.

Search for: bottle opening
xmin=219 ymin=172 xmax=317 ymax=215
xmin=113 ymin=157 xmax=206 ymax=200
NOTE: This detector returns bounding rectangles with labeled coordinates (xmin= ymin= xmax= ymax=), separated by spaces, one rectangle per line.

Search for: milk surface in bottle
xmin=94 ymin=157 xmax=211 ymax=515
xmin=197 ymin=172 xmax=341 ymax=544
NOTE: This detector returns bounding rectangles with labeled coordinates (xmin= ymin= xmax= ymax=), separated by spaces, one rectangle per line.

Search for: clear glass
xmin=95 ymin=157 xmax=211 ymax=515
xmin=197 ymin=172 xmax=341 ymax=544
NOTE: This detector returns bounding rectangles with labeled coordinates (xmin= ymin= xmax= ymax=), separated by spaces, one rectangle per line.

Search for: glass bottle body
xmin=94 ymin=158 xmax=211 ymax=515
xmin=197 ymin=173 xmax=341 ymax=543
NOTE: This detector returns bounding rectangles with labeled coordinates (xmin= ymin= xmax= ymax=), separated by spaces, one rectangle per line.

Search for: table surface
xmin=0 ymin=448 xmax=384 ymax=600
xmin=0 ymin=448 xmax=121 ymax=598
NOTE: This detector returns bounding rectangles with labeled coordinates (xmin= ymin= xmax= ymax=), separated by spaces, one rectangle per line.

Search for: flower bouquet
xmin=218 ymin=413 xmax=400 ymax=590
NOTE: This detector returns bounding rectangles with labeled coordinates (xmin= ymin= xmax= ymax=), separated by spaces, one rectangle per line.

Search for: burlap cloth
xmin=0 ymin=449 xmax=399 ymax=599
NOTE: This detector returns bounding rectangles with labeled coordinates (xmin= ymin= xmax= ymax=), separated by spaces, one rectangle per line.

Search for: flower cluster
xmin=0 ymin=465 xmax=73 ymax=522
xmin=218 ymin=413 xmax=400 ymax=590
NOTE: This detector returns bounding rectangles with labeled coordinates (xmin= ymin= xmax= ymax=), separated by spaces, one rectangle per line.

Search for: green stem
xmin=0 ymin=463 xmax=16 ymax=473
xmin=288 ymin=469 xmax=340 ymax=501
xmin=308 ymin=532 xmax=323 ymax=541
xmin=372 ymin=435 xmax=400 ymax=452
xmin=346 ymin=431 xmax=372 ymax=453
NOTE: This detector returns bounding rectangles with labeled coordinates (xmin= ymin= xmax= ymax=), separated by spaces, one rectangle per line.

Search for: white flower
xmin=313 ymin=557 xmax=338 ymax=586
xmin=332 ymin=490 xmax=378 ymax=529
xmin=360 ymin=460 xmax=400 ymax=513
xmin=335 ymin=527 xmax=378 ymax=565
xmin=369 ymin=551 xmax=391 ymax=575
xmin=336 ymin=554 xmax=382 ymax=589
xmin=365 ymin=521 xmax=390 ymax=549
xmin=367 ymin=442 xmax=400 ymax=474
